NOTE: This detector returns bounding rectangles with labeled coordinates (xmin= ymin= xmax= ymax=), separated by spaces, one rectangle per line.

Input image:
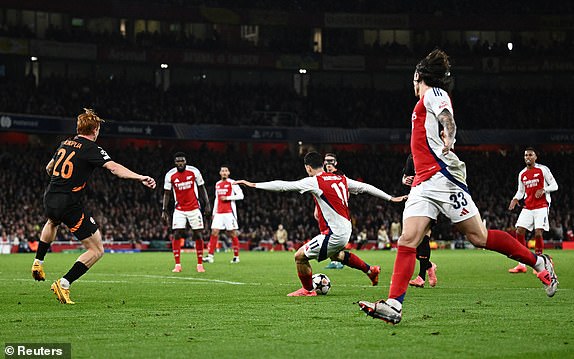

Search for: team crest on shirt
xmin=187 ymin=176 xmax=192 ymax=180
xmin=534 ymin=173 xmax=540 ymax=177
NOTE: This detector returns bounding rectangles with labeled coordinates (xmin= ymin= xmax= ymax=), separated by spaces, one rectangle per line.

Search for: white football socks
xmin=386 ymin=298 xmax=402 ymax=311
xmin=534 ymin=256 xmax=545 ymax=273
xmin=60 ymin=278 xmax=70 ymax=289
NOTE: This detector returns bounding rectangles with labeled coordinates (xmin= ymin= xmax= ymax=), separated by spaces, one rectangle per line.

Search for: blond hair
xmin=77 ymin=108 xmax=104 ymax=135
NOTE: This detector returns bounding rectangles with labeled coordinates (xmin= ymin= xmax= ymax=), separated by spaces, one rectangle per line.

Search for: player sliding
xmin=235 ymin=151 xmax=406 ymax=297
xmin=357 ymin=49 xmax=559 ymax=324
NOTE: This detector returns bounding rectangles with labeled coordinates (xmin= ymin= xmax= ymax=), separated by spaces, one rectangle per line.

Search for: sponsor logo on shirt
xmin=524 ymin=178 xmax=540 ymax=188
xmin=99 ymin=148 xmax=111 ymax=160
xmin=175 ymin=181 xmax=193 ymax=191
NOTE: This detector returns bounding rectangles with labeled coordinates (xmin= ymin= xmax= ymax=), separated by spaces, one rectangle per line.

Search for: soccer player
xmin=31 ymin=108 xmax=156 ymax=304
xmin=204 ymin=165 xmax=244 ymax=264
xmin=321 ymin=153 xmax=406 ymax=271
xmin=358 ymin=49 xmax=558 ymax=324
xmin=402 ymin=154 xmax=438 ymax=288
xmin=162 ymin=152 xmax=211 ymax=273
xmin=322 ymin=153 xmax=345 ymax=269
xmin=507 ymin=148 xmax=558 ymax=273
xmin=235 ymin=151 xmax=406 ymax=297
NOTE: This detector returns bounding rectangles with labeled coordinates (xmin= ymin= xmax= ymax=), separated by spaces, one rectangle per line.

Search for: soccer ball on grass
xmin=312 ymin=273 xmax=331 ymax=295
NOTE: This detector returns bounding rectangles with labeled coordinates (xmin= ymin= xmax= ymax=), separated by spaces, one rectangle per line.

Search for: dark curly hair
xmin=415 ymin=49 xmax=453 ymax=94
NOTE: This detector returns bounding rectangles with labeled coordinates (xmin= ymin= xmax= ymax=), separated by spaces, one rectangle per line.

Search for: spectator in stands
xmin=274 ymin=224 xmax=289 ymax=251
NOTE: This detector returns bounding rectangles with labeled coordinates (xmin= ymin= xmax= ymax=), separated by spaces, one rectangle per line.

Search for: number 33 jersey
xmin=47 ymin=136 xmax=112 ymax=194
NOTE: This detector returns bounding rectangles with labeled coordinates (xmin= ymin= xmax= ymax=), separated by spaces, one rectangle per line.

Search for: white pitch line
xmin=7 ymin=278 xmax=129 ymax=284
xmin=96 ymin=273 xmax=257 ymax=285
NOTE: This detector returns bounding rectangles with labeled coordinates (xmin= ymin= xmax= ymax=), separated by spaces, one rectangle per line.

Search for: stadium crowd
xmin=1 ymin=21 xmax=571 ymax=60
xmin=0 ymin=78 xmax=571 ymax=129
xmin=1 ymin=142 xmax=572 ymax=252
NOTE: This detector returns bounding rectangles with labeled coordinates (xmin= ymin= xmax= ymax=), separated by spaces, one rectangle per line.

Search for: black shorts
xmin=44 ymin=192 xmax=99 ymax=241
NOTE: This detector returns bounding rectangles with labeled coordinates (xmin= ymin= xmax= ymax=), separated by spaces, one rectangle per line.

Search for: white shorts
xmin=172 ymin=208 xmax=204 ymax=230
xmin=403 ymin=172 xmax=479 ymax=224
xmin=211 ymin=212 xmax=239 ymax=230
xmin=303 ymin=230 xmax=351 ymax=262
xmin=516 ymin=207 xmax=549 ymax=232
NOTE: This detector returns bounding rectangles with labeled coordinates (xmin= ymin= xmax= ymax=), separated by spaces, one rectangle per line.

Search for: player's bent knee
xmin=294 ymin=249 xmax=307 ymax=262
xmin=330 ymin=251 xmax=344 ymax=262
xmin=397 ymin=234 xmax=419 ymax=247
xmin=466 ymin=231 xmax=487 ymax=247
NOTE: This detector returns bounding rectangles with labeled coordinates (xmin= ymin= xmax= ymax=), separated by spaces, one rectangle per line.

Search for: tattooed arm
xmin=437 ymin=108 xmax=456 ymax=155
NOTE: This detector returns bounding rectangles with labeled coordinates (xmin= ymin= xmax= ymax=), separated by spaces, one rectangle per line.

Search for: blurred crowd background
xmin=1 ymin=142 xmax=572 ymax=251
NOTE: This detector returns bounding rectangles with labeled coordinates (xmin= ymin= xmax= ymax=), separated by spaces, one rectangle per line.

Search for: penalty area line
xmin=96 ymin=273 xmax=257 ymax=285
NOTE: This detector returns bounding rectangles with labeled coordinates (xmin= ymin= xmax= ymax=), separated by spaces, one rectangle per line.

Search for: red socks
xmin=298 ymin=272 xmax=314 ymax=291
xmin=232 ymin=237 xmax=240 ymax=257
xmin=342 ymin=252 xmax=369 ymax=273
xmin=485 ymin=230 xmax=536 ymax=267
xmin=516 ymin=232 xmax=526 ymax=247
xmin=388 ymin=246 xmax=417 ymax=302
xmin=534 ymin=235 xmax=544 ymax=255
xmin=208 ymin=235 xmax=218 ymax=255
xmin=195 ymin=239 xmax=204 ymax=264
xmin=172 ymin=238 xmax=182 ymax=265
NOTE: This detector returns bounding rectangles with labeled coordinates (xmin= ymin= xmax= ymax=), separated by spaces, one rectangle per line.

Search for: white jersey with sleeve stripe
xmin=411 ymin=87 xmax=468 ymax=192
xmin=163 ymin=165 xmax=205 ymax=211
xmin=255 ymin=172 xmax=352 ymax=235
xmin=347 ymin=178 xmax=392 ymax=201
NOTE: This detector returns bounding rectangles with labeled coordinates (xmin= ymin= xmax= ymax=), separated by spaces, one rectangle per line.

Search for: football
xmin=312 ymin=273 xmax=331 ymax=295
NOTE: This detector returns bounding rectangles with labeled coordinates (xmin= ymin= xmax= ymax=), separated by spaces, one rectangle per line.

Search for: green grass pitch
xmin=1 ymin=250 xmax=573 ymax=358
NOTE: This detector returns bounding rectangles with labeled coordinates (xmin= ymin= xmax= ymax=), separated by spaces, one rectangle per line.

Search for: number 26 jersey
xmin=47 ymin=136 xmax=112 ymax=195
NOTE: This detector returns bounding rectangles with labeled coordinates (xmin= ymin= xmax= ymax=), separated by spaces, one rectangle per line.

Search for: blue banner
xmin=1 ymin=113 xmax=573 ymax=144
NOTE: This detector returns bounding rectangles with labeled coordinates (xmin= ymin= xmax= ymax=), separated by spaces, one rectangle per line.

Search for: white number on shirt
xmin=331 ymin=182 xmax=349 ymax=207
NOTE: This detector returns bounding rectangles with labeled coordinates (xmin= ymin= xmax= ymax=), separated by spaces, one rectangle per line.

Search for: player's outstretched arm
xmin=347 ymin=178 xmax=392 ymax=201
xmin=233 ymin=180 xmax=255 ymax=188
xmin=103 ymin=161 xmax=156 ymax=189
xmin=235 ymin=178 xmax=313 ymax=193
xmin=390 ymin=195 xmax=408 ymax=203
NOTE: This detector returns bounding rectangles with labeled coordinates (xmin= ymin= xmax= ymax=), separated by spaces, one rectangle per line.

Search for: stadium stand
xmin=1 ymin=142 xmax=572 ymax=252
xmin=0 ymin=79 xmax=571 ymax=129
